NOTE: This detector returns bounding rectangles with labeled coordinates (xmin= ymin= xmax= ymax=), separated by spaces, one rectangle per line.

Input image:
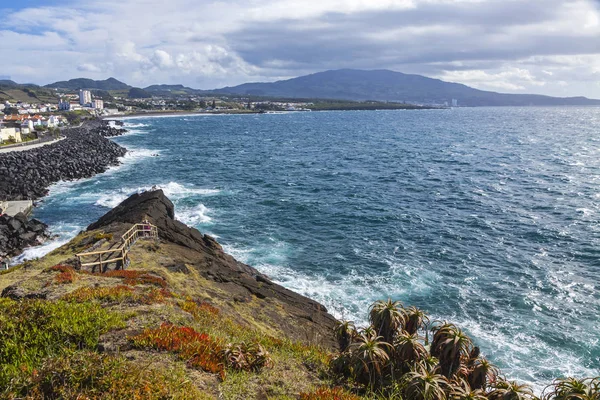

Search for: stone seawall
xmin=0 ymin=120 xmax=128 ymax=201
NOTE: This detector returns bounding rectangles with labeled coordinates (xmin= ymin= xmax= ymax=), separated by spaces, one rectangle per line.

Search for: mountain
xmin=0 ymin=81 xmax=58 ymax=103
xmin=215 ymin=69 xmax=600 ymax=106
xmin=144 ymin=84 xmax=201 ymax=96
xmin=45 ymin=77 xmax=131 ymax=91
xmin=127 ymin=87 xmax=151 ymax=99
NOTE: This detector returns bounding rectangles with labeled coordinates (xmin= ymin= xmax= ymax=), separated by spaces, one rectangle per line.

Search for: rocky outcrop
xmin=88 ymin=189 xmax=339 ymax=347
xmin=96 ymin=122 xmax=127 ymax=137
xmin=0 ymin=212 xmax=50 ymax=258
xmin=0 ymin=120 xmax=127 ymax=201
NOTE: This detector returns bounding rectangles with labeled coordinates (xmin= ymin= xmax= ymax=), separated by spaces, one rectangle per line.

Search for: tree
xmin=3 ymin=107 xmax=18 ymax=115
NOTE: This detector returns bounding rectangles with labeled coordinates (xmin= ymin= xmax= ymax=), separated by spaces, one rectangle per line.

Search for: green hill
xmin=45 ymin=77 xmax=131 ymax=91
xmin=215 ymin=69 xmax=600 ymax=106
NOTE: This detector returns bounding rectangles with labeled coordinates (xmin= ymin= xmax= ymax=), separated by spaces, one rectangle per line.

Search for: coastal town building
xmin=93 ymin=99 xmax=104 ymax=109
xmin=79 ymin=89 xmax=92 ymax=106
xmin=0 ymin=127 xmax=23 ymax=144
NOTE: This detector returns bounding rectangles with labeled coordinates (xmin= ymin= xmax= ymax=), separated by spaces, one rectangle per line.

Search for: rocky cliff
xmin=0 ymin=189 xmax=340 ymax=398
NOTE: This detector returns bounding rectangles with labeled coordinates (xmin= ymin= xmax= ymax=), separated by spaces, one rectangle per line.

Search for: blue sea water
xmin=23 ymin=107 xmax=600 ymax=389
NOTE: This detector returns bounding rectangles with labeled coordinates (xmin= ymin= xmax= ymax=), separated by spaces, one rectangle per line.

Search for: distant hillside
xmin=215 ymin=69 xmax=600 ymax=107
xmin=0 ymin=81 xmax=57 ymax=104
xmin=144 ymin=84 xmax=201 ymax=96
xmin=45 ymin=77 xmax=131 ymax=91
xmin=128 ymin=87 xmax=151 ymax=99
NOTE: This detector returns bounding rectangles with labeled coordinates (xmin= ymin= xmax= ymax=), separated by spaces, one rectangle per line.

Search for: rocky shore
xmin=0 ymin=120 xmax=128 ymax=201
xmin=0 ymin=213 xmax=50 ymax=260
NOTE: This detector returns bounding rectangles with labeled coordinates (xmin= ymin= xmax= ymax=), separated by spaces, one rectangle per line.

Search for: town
xmin=0 ymin=88 xmax=320 ymax=146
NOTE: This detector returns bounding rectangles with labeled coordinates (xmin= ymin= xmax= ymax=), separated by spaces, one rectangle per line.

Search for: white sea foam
xmin=176 ymin=203 xmax=213 ymax=225
xmin=13 ymin=237 xmax=72 ymax=264
xmin=93 ymin=182 xmax=220 ymax=210
xmin=123 ymin=122 xmax=149 ymax=128
xmin=12 ymin=223 xmax=82 ymax=264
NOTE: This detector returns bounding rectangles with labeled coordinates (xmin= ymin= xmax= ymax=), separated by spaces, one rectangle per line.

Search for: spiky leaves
xmin=394 ymin=331 xmax=428 ymax=371
xmin=468 ymin=357 xmax=499 ymax=391
xmin=542 ymin=377 xmax=600 ymax=400
xmin=335 ymin=320 xmax=357 ymax=352
xmin=450 ymin=379 xmax=488 ymax=400
xmin=431 ymin=323 xmax=474 ymax=378
xmin=488 ymin=379 xmax=537 ymax=400
xmin=350 ymin=331 xmax=392 ymax=388
xmin=405 ymin=306 xmax=429 ymax=336
xmin=402 ymin=362 xmax=450 ymax=400
xmin=369 ymin=299 xmax=406 ymax=344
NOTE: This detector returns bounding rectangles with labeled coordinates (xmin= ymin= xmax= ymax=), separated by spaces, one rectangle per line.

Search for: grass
xmin=8 ymin=350 xmax=209 ymax=400
xmin=63 ymin=285 xmax=173 ymax=304
xmin=0 ymin=298 xmax=125 ymax=391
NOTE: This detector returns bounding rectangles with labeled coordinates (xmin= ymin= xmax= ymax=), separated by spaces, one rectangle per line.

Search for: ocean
xmin=21 ymin=107 xmax=600 ymax=389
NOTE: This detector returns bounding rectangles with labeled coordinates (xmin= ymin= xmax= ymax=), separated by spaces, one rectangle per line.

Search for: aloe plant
xmin=402 ymin=362 xmax=450 ymax=400
xmin=369 ymin=299 xmax=406 ymax=344
xmin=431 ymin=323 xmax=473 ymax=378
xmin=542 ymin=377 xmax=600 ymax=400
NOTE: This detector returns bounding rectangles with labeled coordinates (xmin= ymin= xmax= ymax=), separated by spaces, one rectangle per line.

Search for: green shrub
xmin=9 ymin=350 xmax=206 ymax=399
xmin=0 ymin=298 xmax=125 ymax=390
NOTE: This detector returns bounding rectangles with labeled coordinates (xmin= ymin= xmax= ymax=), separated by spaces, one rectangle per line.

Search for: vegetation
xmin=329 ymin=300 xmax=599 ymax=400
xmin=2 ymin=229 xmax=597 ymax=399
xmin=131 ymin=322 xmax=226 ymax=376
xmin=128 ymin=87 xmax=152 ymax=99
xmin=8 ymin=351 xmax=204 ymax=399
xmin=0 ymin=298 xmax=125 ymax=393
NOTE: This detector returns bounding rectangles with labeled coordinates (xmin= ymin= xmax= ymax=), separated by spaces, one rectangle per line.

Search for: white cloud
xmin=0 ymin=0 xmax=599 ymax=97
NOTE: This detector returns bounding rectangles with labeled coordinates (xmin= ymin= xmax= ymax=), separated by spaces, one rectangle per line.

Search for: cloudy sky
xmin=2 ymin=0 xmax=600 ymax=97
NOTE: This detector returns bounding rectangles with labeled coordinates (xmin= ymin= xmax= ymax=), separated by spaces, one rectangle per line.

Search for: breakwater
xmin=0 ymin=213 xmax=50 ymax=259
xmin=0 ymin=120 xmax=128 ymax=201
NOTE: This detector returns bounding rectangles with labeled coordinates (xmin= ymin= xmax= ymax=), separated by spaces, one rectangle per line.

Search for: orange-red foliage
xmin=131 ymin=323 xmax=224 ymax=375
xmin=89 ymin=270 xmax=167 ymax=288
xmin=51 ymin=265 xmax=77 ymax=284
xmin=300 ymin=387 xmax=361 ymax=400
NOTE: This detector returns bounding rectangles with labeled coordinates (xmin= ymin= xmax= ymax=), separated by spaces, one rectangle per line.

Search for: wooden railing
xmin=76 ymin=221 xmax=158 ymax=272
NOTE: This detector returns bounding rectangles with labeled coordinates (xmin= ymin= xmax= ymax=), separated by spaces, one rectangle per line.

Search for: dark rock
xmin=0 ymin=213 xmax=50 ymax=257
xmin=165 ymin=262 xmax=190 ymax=274
xmin=88 ymin=190 xmax=339 ymax=348
xmin=1 ymin=285 xmax=48 ymax=300
xmin=1 ymin=285 xmax=26 ymax=299
xmin=0 ymin=119 xmax=127 ymax=201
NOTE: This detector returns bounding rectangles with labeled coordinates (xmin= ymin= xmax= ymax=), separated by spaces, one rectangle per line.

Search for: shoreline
xmin=0 ymin=119 xmax=130 ymax=260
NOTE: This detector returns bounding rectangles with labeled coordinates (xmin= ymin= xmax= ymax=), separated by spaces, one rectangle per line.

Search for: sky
xmin=1 ymin=0 xmax=600 ymax=98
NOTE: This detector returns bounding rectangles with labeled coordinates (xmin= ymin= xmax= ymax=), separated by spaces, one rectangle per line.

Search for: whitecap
xmin=176 ymin=203 xmax=213 ymax=225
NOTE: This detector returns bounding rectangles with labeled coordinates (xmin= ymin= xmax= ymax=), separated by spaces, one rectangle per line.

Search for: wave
xmin=12 ymin=223 xmax=81 ymax=264
xmin=221 ymin=238 xmax=600 ymax=393
xmin=176 ymin=203 xmax=213 ymax=226
xmin=93 ymin=182 xmax=220 ymax=209
xmin=123 ymin=122 xmax=149 ymax=128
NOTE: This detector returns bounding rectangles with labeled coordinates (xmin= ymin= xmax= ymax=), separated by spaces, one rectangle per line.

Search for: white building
xmin=452 ymin=99 xmax=458 ymax=107
xmin=21 ymin=119 xmax=34 ymax=131
xmin=0 ymin=127 xmax=22 ymax=143
xmin=93 ymin=99 xmax=104 ymax=109
xmin=47 ymin=115 xmax=62 ymax=127
xmin=79 ymin=89 xmax=92 ymax=106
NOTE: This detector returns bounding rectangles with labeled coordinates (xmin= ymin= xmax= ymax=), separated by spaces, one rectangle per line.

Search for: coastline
xmin=0 ymin=119 xmax=129 ymax=260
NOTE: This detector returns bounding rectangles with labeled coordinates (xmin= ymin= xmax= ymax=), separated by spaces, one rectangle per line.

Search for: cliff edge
xmin=0 ymin=190 xmax=339 ymax=398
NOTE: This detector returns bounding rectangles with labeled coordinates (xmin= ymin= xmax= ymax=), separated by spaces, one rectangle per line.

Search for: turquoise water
xmin=25 ymin=108 xmax=600 ymax=388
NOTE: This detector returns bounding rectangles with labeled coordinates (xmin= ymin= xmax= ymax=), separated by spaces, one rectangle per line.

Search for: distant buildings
xmin=58 ymin=100 xmax=72 ymax=111
xmin=93 ymin=99 xmax=104 ymax=109
xmin=452 ymin=99 xmax=458 ymax=107
xmin=79 ymin=89 xmax=92 ymax=106
xmin=0 ymin=114 xmax=65 ymax=144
